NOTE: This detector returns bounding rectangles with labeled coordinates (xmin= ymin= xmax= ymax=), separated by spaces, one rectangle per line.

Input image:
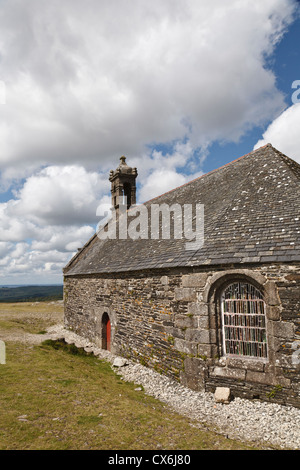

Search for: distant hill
xmin=0 ymin=285 xmax=63 ymax=303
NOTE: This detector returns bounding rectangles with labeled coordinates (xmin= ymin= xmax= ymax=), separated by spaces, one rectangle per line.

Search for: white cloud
xmin=136 ymin=141 xmax=203 ymax=202
xmin=31 ymin=226 xmax=95 ymax=252
xmin=0 ymin=201 xmax=39 ymax=242
xmin=12 ymin=165 xmax=109 ymax=225
xmin=0 ymin=0 xmax=296 ymax=179
xmin=0 ymin=241 xmax=14 ymax=258
xmin=0 ymin=245 xmax=72 ymax=283
xmin=254 ymin=103 xmax=300 ymax=163
xmin=139 ymin=169 xmax=188 ymax=203
xmin=0 ymin=164 xmax=109 ymax=240
xmin=0 ymin=164 xmax=108 ymax=282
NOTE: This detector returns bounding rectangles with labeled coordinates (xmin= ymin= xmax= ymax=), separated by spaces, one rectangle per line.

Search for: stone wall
xmin=64 ymin=263 xmax=300 ymax=407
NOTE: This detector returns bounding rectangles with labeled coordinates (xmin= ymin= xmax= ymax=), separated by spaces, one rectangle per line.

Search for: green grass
xmin=0 ymin=302 xmax=259 ymax=450
xmin=0 ymin=340 xmax=258 ymax=450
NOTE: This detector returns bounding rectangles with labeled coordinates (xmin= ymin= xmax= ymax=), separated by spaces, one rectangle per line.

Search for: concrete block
xmin=174 ymin=315 xmax=198 ymax=329
xmin=211 ymin=366 xmax=246 ymax=380
xmin=246 ymin=370 xmax=276 ymax=386
xmin=174 ymin=338 xmax=198 ymax=355
xmin=0 ymin=340 xmax=5 ymax=365
xmin=160 ymin=276 xmax=169 ymax=285
xmin=113 ymin=357 xmax=129 ymax=367
xmin=186 ymin=328 xmax=210 ymax=344
xmin=271 ymin=321 xmax=295 ymax=340
xmin=214 ymin=387 xmax=231 ymax=404
xmin=174 ymin=288 xmax=197 ymax=302
xmin=187 ymin=302 xmax=208 ymax=315
xmin=265 ymin=281 xmax=281 ymax=306
xmin=182 ymin=273 xmax=208 ymax=288
xmin=267 ymin=305 xmax=281 ymax=321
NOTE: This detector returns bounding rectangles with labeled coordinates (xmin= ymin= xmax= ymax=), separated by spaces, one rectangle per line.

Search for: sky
xmin=0 ymin=0 xmax=300 ymax=285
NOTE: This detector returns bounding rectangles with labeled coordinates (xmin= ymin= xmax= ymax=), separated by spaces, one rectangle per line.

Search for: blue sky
xmin=201 ymin=12 xmax=300 ymax=174
xmin=0 ymin=0 xmax=299 ymax=284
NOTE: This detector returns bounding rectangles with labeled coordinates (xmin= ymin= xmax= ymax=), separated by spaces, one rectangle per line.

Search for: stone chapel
xmin=63 ymin=144 xmax=300 ymax=407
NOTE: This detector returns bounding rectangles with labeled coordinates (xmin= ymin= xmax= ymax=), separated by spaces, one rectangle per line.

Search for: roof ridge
xmin=142 ymin=143 xmax=272 ymax=205
xmin=271 ymin=147 xmax=300 ymax=181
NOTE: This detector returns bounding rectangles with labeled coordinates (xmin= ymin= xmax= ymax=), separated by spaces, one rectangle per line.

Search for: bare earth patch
xmin=0 ymin=301 xmax=64 ymax=344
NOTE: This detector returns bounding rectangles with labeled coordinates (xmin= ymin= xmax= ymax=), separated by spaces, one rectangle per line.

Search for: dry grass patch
xmin=0 ymin=302 xmax=64 ymax=338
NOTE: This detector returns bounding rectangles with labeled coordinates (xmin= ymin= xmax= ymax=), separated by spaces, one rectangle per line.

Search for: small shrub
xmin=266 ymin=384 xmax=283 ymax=399
xmin=41 ymin=339 xmax=92 ymax=356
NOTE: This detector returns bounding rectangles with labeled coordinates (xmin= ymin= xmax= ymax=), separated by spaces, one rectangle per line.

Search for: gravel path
xmin=43 ymin=324 xmax=300 ymax=450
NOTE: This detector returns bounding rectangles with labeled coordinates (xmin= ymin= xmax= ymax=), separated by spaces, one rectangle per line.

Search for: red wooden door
xmin=106 ymin=318 xmax=111 ymax=351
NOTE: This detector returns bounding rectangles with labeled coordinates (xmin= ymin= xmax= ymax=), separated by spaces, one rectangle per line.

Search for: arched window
xmin=221 ymin=282 xmax=268 ymax=359
xmin=101 ymin=313 xmax=111 ymax=351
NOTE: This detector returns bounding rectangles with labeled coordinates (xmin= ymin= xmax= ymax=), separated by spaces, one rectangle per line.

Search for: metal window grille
xmin=221 ymin=282 xmax=268 ymax=359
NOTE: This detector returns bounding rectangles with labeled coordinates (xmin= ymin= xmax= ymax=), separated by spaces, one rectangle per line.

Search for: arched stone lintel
xmin=203 ymin=269 xmax=268 ymax=304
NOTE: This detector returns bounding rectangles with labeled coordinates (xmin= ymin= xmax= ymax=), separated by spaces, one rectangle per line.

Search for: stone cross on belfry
xmin=0 ymin=340 xmax=6 ymax=364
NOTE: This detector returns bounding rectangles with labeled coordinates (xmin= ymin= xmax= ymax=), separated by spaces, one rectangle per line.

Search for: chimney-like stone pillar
xmin=109 ymin=156 xmax=138 ymax=216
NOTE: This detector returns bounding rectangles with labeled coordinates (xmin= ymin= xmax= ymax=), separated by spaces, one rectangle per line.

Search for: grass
xmin=0 ymin=302 xmax=259 ymax=450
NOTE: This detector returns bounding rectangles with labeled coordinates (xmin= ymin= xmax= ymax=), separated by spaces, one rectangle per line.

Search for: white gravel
xmin=47 ymin=324 xmax=300 ymax=450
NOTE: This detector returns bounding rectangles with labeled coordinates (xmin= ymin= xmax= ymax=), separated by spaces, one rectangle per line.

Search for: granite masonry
xmin=64 ymin=145 xmax=300 ymax=407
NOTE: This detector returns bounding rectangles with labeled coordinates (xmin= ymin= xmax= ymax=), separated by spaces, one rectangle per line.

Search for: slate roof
xmin=64 ymin=144 xmax=300 ymax=276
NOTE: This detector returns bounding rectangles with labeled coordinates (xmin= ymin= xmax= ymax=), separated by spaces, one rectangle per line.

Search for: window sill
xmin=218 ymin=355 xmax=268 ymax=371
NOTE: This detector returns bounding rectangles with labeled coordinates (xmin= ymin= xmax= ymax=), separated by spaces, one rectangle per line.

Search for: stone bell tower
xmin=109 ymin=156 xmax=138 ymax=213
